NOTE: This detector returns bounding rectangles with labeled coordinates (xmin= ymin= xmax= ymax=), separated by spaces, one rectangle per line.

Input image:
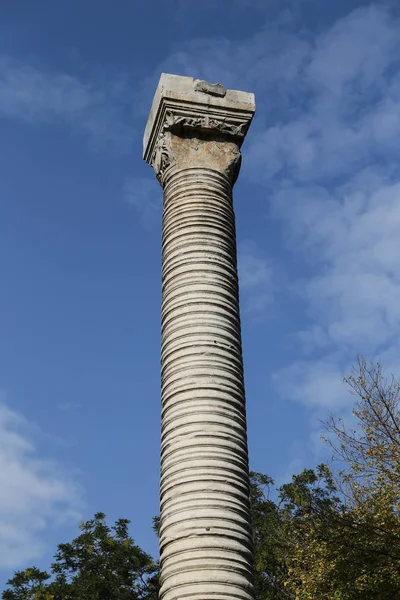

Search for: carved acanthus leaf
xmin=151 ymin=131 xmax=173 ymax=183
xmin=163 ymin=111 xmax=247 ymax=139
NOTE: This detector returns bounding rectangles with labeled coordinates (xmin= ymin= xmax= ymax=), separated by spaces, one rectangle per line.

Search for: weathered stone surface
xmin=144 ymin=73 xmax=256 ymax=600
xmin=194 ymin=79 xmax=226 ymax=97
xmin=143 ymin=73 xmax=255 ymax=184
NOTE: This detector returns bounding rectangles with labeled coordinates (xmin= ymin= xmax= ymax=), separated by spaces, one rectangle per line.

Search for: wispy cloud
xmin=238 ymin=243 xmax=274 ymax=316
xmin=255 ymin=4 xmax=400 ymax=426
xmin=123 ymin=176 xmax=161 ymax=228
xmin=0 ymin=56 xmax=136 ymax=152
xmin=273 ymin=357 xmax=348 ymax=411
xmin=0 ymin=399 xmax=82 ymax=569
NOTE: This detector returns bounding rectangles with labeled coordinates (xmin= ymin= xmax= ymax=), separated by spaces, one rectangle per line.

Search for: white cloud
xmin=238 ymin=243 xmax=274 ymax=315
xmin=273 ymin=358 xmax=349 ymax=410
xmin=270 ymin=170 xmax=400 ymax=351
xmin=0 ymin=56 xmax=135 ymax=152
xmin=0 ymin=400 xmax=82 ymax=569
xmin=123 ymin=176 xmax=161 ymax=228
xmin=245 ymin=6 xmax=400 ymax=184
xmin=241 ymin=5 xmax=400 ymax=423
xmin=307 ymin=5 xmax=399 ymax=95
xmin=273 ymin=356 xmax=356 ymax=467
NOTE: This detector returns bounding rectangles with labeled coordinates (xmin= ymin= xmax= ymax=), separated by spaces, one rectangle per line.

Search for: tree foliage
xmin=249 ymin=472 xmax=288 ymax=599
xmin=248 ymin=359 xmax=400 ymax=599
xmin=2 ymin=513 xmax=158 ymax=600
xmin=281 ymin=358 xmax=400 ymax=599
xmin=2 ymin=568 xmax=52 ymax=600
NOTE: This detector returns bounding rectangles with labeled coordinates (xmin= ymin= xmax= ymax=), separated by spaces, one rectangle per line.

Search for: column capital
xmin=143 ymin=73 xmax=255 ymax=184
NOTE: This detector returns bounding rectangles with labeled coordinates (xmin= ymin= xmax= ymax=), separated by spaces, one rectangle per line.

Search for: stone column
xmin=144 ymin=74 xmax=256 ymax=600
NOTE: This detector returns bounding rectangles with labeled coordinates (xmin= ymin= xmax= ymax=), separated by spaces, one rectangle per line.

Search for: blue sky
xmin=1 ymin=0 xmax=400 ymax=585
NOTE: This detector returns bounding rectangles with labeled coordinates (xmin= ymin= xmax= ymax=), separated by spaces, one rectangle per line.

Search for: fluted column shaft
xmin=159 ymin=166 xmax=253 ymax=600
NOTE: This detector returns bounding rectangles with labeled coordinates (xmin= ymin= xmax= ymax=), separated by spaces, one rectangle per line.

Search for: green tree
xmin=2 ymin=568 xmax=52 ymax=600
xmin=2 ymin=513 xmax=158 ymax=600
xmin=281 ymin=359 xmax=400 ymax=599
xmin=279 ymin=465 xmax=347 ymax=600
xmin=249 ymin=472 xmax=289 ymax=599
